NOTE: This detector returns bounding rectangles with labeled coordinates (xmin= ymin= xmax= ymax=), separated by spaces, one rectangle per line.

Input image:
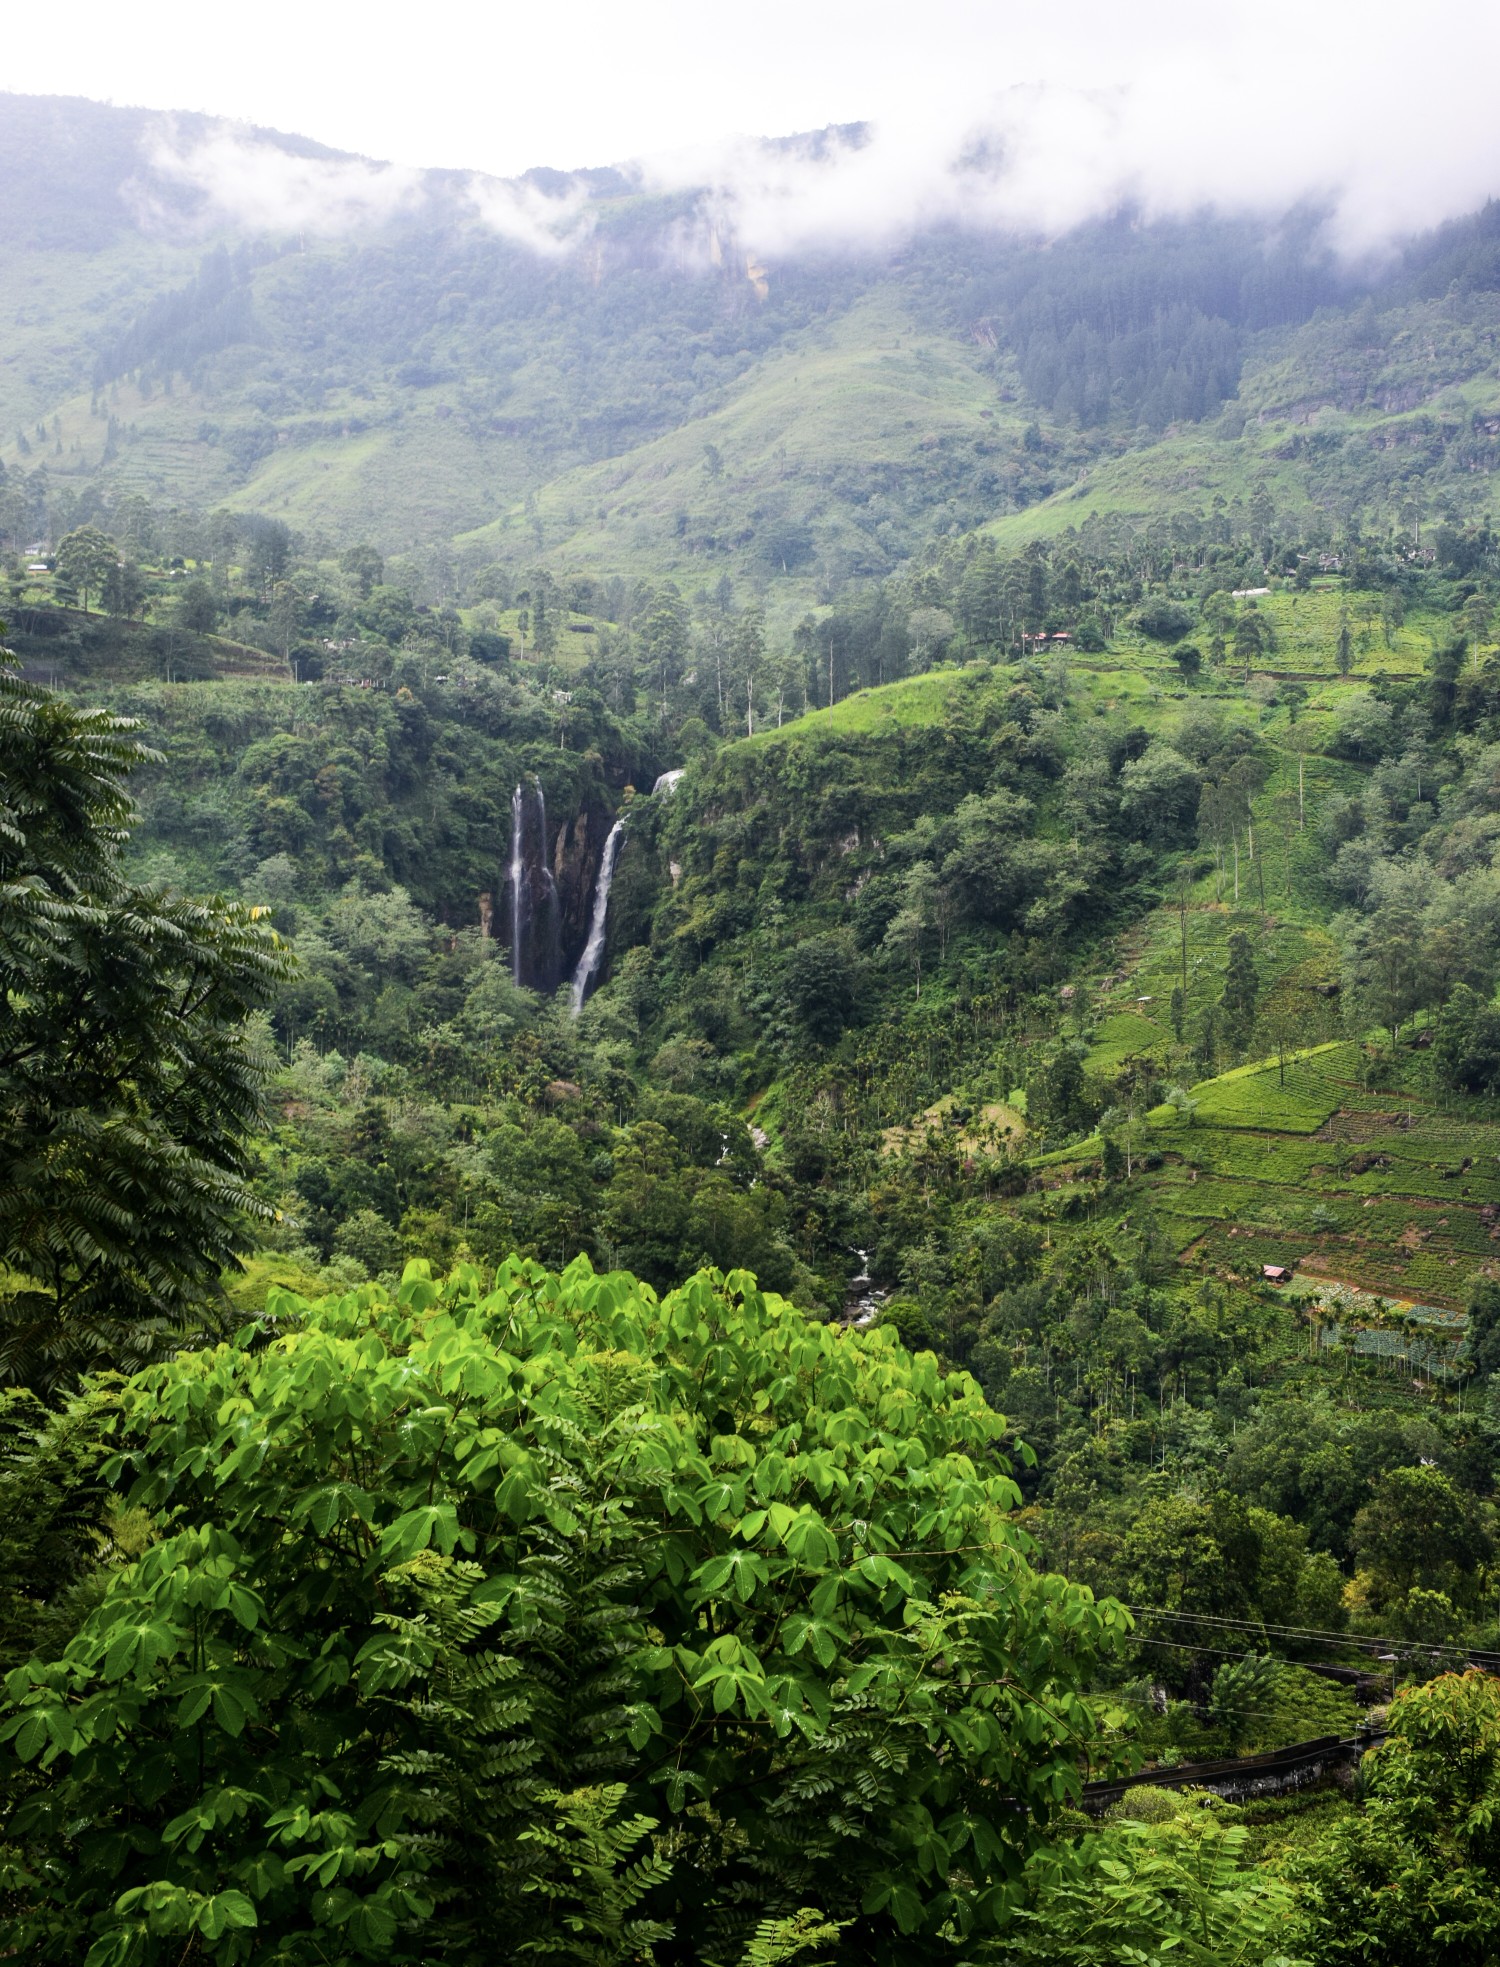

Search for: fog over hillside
xmin=68 ymin=64 xmax=1500 ymax=269
xmin=8 ymin=0 xmax=1500 ymax=256
xmin=1 ymin=84 xmax=1497 ymax=589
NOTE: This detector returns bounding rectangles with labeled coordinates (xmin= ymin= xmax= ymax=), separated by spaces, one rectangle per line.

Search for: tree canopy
xmin=0 ymin=657 xmax=292 ymax=1391
xmin=0 ymin=1256 xmax=1126 ymax=1965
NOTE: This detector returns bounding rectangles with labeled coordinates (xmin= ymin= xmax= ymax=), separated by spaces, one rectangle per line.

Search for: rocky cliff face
xmin=508 ymin=782 xmax=616 ymax=993
xmin=553 ymin=793 xmax=614 ymax=967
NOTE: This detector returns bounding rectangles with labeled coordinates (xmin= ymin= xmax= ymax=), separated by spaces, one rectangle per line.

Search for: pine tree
xmin=1336 ymin=612 xmax=1354 ymax=676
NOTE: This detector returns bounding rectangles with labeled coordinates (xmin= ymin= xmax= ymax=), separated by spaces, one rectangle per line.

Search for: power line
xmin=1123 ymin=1604 xmax=1500 ymax=1669
xmin=1127 ymin=1605 xmax=1390 ymax=1646
xmin=1128 ymin=1602 xmax=1500 ymax=1662
xmin=1123 ymin=1636 xmax=1344 ymax=1667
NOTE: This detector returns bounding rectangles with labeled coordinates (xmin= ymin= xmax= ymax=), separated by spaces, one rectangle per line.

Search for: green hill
xmin=4 ymin=94 xmax=1499 ymax=620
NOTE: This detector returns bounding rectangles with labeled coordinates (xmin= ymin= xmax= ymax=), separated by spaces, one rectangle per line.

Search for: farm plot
xmin=1085 ymin=1011 xmax=1172 ymax=1076
xmin=1133 ymin=1051 xmax=1500 ymax=1305
xmin=1186 ymin=1047 xmax=1353 ymax=1132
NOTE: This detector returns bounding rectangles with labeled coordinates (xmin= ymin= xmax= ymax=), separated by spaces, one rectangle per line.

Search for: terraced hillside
xmin=1059 ymin=1031 xmax=1500 ymax=1313
xmin=733 ymin=608 xmax=1500 ymax=1341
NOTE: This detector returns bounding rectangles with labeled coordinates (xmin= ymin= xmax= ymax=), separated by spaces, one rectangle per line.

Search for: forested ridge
xmin=5 ymin=96 xmax=1500 ymax=614
xmin=5 ymin=86 xmax=1500 ymax=1967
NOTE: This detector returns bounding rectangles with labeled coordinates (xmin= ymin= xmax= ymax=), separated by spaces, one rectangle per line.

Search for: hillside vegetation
xmin=5 ymin=96 xmax=1500 ymax=623
xmin=4 ymin=86 xmax=1500 ymax=1966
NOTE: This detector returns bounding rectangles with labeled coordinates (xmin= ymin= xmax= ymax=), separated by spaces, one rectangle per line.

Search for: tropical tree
xmin=1219 ymin=930 xmax=1259 ymax=1052
xmin=53 ymin=526 xmax=118 ymax=614
xmin=637 ymin=583 xmax=689 ymax=713
xmin=997 ymin=1804 xmax=1297 ymax=1964
xmin=1232 ymin=607 xmax=1266 ymax=678
xmin=1335 ymin=614 xmax=1354 ymax=677
xmin=0 ymin=659 xmax=292 ymax=1391
xmin=0 ymin=1258 xmax=1127 ymax=1964
xmin=1338 ymin=899 xmax=1429 ymax=1051
xmin=1350 ymin=1465 xmax=1491 ymax=1614
xmin=881 ymin=863 xmax=940 ymax=1000
xmin=1289 ymin=1671 xmax=1500 ymax=1965
xmin=1173 ymin=642 xmax=1203 ymax=680
xmin=729 ymin=607 xmax=766 ymax=735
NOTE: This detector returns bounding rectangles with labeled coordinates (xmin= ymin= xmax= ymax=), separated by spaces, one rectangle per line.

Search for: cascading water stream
xmin=536 ymin=781 xmax=558 ymax=913
xmin=509 ymin=782 xmax=525 ymax=985
xmin=570 ymin=818 xmax=627 ymax=1015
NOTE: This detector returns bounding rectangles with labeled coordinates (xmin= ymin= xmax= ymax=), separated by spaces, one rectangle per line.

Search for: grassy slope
xmin=4 ymin=601 xmax=289 ymax=685
xmin=5 ymin=269 xmax=1022 ymax=606
xmin=1062 ymin=757 xmax=1500 ymax=1310
xmin=984 ymin=294 xmax=1500 ymax=553
xmin=15 ymin=329 xmax=526 ymax=540
xmin=0 ymin=239 xmax=202 ymax=455
xmin=740 ymin=616 xmax=1500 ymax=1314
xmin=454 ymin=290 xmax=1022 ymax=612
xmin=9 ymin=168 xmax=1497 ymax=600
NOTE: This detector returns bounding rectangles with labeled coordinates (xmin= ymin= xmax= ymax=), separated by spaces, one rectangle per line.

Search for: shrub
xmin=0 ymin=1258 xmax=1124 ymax=1964
xmin=1133 ymin=600 xmax=1196 ymax=643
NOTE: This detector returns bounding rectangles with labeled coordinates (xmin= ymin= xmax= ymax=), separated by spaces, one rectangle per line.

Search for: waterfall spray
xmin=571 ymin=818 xmax=627 ymax=1015
xmin=509 ymin=783 xmax=524 ymax=985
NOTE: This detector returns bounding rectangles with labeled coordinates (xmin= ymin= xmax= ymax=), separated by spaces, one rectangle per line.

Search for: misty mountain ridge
xmin=2 ymin=91 xmax=1498 ymax=601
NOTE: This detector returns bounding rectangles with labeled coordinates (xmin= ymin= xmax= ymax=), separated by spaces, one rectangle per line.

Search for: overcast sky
xmin=8 ymin=0 xmax=1500 ymax=254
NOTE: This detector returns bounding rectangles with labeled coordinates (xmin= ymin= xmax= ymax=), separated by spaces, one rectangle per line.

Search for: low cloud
xmin=640 ymin=59 xmax=1500 ymax=265
xmin=136 ymin=123 xmax=425 ymax=235
xmin=463 ymin=174 xmax=594 ymax=255
xmin=133 ymin=121 xmax=595 ymax=255
xmin=127 ymin=5 xmax=1500 ymax=270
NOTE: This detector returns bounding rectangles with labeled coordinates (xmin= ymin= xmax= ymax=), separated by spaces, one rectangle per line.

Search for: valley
xmin=4 ymin=83 xmax=1500 ymax=1967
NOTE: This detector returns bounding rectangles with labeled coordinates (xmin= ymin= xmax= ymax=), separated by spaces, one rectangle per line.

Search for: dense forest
xmin=5 ymin=86 xmax=1500 ymax=1967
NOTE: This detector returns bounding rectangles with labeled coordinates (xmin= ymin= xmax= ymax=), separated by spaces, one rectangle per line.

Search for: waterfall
xmin=652 ymin=767 xmax=685 ymax=797
xmin=570 ymin=818 xmax=627 ymax=1015
xmin=537 ymin=780 xmax=552 ymax=900
xmin=508 ymin=776 xmax=563 ymax=991
xmin=533 ymin=777 xmax=561 ymax=989
xmin=509 ymin=782 xmax=525 ymax=985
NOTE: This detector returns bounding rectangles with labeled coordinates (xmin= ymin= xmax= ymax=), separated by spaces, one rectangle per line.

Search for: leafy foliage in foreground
xmin=1289 ymin=1671 xmax=1500 ymax=1966
xmin=0 ymin=655 xmax=292 ymax=1392
xmin=0 ymin=1257 xmax=1126 ymax=1965
xmin=997 ymin=1805 xmax=1300 ymax=1967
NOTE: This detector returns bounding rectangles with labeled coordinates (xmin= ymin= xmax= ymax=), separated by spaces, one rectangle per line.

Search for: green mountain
xmin=3 ymin=91 xmax=1498 ymax=624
